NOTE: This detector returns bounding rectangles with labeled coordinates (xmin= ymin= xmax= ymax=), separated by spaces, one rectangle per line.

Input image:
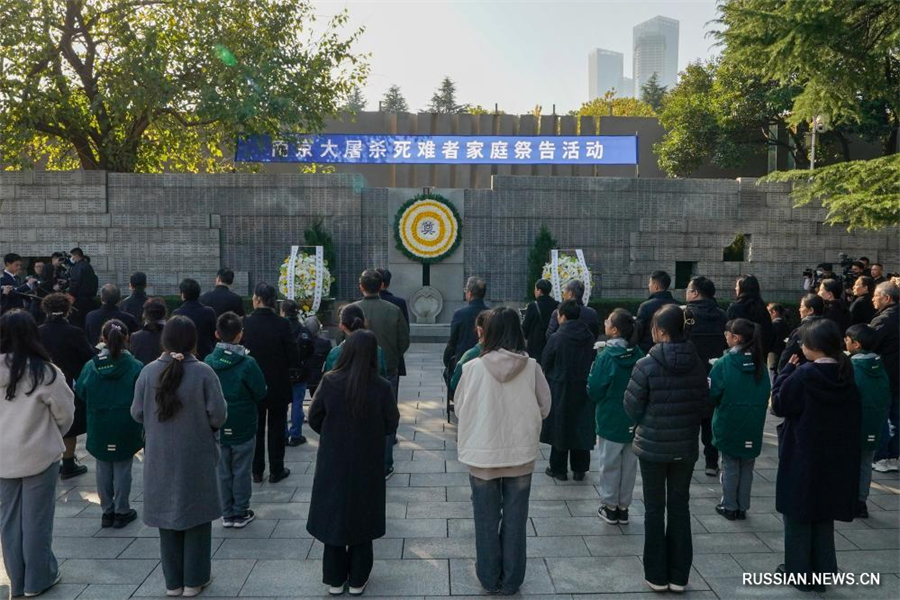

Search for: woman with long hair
xmin=38 ymin=292 xmax=96 ymax=480
xmin=454 ymin=307 xmax=551 ymax=595
xmin=726 ymin=275 xmax=775 ymax=355
xmin=772 ymin=318 xmax=860 ymax=593
xmin=306 ymin=330 xmax=400 ymax=596
xmin=624 ymin=304 xmax=709 ymax=593
xmin=131 ymin=316 xmax=227 ymax=597
xmin=0 ymin=310 xmax=75 ymax=598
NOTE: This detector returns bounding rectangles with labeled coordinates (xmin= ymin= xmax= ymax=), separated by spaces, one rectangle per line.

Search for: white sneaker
xmin=349 ymin=580 xmax=368 ymax=596
xmin=166 ymin=588 xmax=184 ymax=597
xmin=669 ymin=582 xmax=686 ymax=593
xmin=646 ymin=580 xmax=668 ymax=592
xmin=329 ymin=582 xmax=347 ymax=595
xmin=25 ymin=573 xmax=61 ymax=597
xmin=182 ymin=580 xmax=211 ymax=597
xmin=873 ymin=459 xmax=891 ymax=473
xmin=886 ymin=458 xmax=900 ymax=472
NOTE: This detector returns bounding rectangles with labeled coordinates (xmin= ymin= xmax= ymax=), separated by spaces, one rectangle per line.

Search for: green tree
xmin=526 ymin=226 xmax=558 ymax=301
xmin=574 ymin=90 xmax=656 ymax=134
xmin=341 ymin=88 xmax=367 ymax=113
xmin=0 ymin=0 xmax=368 ymax=172
xmin=655 ymin=59 xmax=811 ymax=177
xmin=716 ymin=0 xmax=899 ymax=155
xmin=640 ymin=73 xmax=668 ymax=112
xmin=761 ymin=154 xmax=900 ymax=231
xmin=304 ymin=219 xmax=338 ymax=296
xmin=428 ymin=76 xmax=465 ymax=114
xmin=381 ymin=84 xmax=408 ymax=112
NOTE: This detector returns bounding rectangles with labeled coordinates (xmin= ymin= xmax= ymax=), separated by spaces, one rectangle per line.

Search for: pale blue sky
xmin=312 ymin=0 xmax=722 ymax=114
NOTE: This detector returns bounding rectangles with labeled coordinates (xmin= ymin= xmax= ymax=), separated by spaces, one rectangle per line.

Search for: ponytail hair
xmin=799 ymin=318 xmax=854 ymax=382
xmin=281 ymin=299 xmax=300 ymax=321
xmin=726 ymin=318 xmax=765 ymax=380
xmin=155 ymin=316 xmax=196 ymax=422
xmin=608 ymin=308 xmax=641 ymax=347
xmin=651 ymin=304 xmax=693 ymax=343
xmin=339 ymin=304 xmax=367 ymax=333
xmin=101 ymin=319 xmax=129 ymax=361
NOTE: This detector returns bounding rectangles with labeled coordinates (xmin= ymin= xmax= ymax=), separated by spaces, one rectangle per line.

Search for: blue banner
xmin=235 ymin=134 xmax=638 ymax=165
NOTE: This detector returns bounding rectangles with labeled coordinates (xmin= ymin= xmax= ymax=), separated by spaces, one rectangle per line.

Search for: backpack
xmin=289 ymin=321 xmax=316 ymax=383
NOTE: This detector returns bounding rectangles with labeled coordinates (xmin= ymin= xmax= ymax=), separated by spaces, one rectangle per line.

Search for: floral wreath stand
xmin=279 ymin=245 xmax=333 ymax=319
xmin=545 ymin=249 xmax=593 ymax=304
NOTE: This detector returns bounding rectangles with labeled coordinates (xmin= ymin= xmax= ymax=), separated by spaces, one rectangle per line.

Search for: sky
xmin=311 ymin=0 xmax=723 ymax=114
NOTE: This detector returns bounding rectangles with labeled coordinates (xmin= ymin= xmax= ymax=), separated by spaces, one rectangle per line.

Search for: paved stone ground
xmin=2 ymin=343 xmax=898 ymax=599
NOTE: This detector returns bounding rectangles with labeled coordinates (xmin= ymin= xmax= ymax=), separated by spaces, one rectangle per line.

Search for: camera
xmin=803 ymin=253 xmax=860 ymax=292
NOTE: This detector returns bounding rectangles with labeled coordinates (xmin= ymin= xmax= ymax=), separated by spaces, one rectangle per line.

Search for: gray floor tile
xmin=74 ymin=584 xmax=138 ymax=599
xmin=406 ymin=502 xmax=473 ymax=519
xmin=385 ymin=518 xmax=447 ymax=538
xmin=532 ymin=517 xmax=626 ymax=537
xmin=448 ymin=519 xmax=535 ymax=538
xmin=134 ymin=559 xmax=254 ymax=597
xmin=583 ymin=535 xmax=645 ymax=557
xmin=526 ymin=536 xmax=591 ymax=558
xmin=53 ymin=537 xmax=135 ymax=559
xmin=403 ymin=538 xmax=476 ymax=559
xmin=449 ymin=558 xmax=554 ymax=595
xmin=840 ymin=528 xmax=900 ymax=550
xmin=545 ymin=556 xmax=648 ymax=593
xmin=214 ymin=538 xmax=313 ymax=559
xmin=835 ymin=549 xmax=900 ymax=573
xmin=307 ymin=538 xmax=403 ymax=559
xmin=59 ymin=559 xmax=158 ymax=584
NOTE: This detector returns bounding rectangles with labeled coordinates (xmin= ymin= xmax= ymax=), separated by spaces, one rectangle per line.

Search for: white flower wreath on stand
xmin=278 ymin=245 xmax=335 ymax=318
xmin=541 ymin=249 xmax=592 ymax=304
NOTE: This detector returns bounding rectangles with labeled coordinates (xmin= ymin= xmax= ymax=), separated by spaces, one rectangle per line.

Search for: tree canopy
xmin=573 ymin=90 xmax=655 ymax=133
xmin=0 ymin=0 xmax=368 ymax=172
xmin=640 ymin=73 xmax=667 ymax=113
xmin=341 ymin=88 xmax=367 ymax=113
xmin=381 ymin=84 xmax=408 ymax=113
xmin=428 ymin=76 xmax=466 ymax=114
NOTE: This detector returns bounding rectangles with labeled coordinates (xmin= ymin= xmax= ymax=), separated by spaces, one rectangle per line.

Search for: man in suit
xmin=172 ymin=278 xmax=218 ymax=359
xmin=546 ymin=279 xmax=600 ymax=340
xmin=376 ymin=267 xmax=409 ymax=378
xmin=443 ymin=276 xmax=489 ymax=372
xmin=120 ymin=272 xmax=149 ymax=325
xmin=1 ymin=253 xmax=37 ymax=314
xmin=199 ymin=268 xmax=245 ymax=317
xmin=522 ymin=279 xmax=560 ymax=360
xmin=84 ymin=284 xmax=140 ymax=345
xmin=635 ymin=270 xmax=678 ymax=353
xmin=242 ymin=283 xmax=301 ymax=484
xmin=67 ymin=247 xmax=98 ymax=328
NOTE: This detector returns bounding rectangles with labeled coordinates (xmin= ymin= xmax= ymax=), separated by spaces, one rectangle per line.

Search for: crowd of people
xmin=1 ymin=248 xmax=898 ymax=596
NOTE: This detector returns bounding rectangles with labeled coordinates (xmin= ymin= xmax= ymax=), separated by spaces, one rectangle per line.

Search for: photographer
xmin=849 ymin=276 xmax=876 ymax=326
xmin=67 ymin=247 xmax=98 ymax=329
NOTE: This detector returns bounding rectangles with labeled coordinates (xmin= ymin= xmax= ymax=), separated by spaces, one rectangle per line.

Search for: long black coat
xmin=540 ymin=320 xmax=597 ymax=451
xmin=822 ymin=300 xmax=851 ymax=334
xmin=173 ymin=300 xmax=218 ymax=359
xmin=686 ymin=298 xmax=727 ymax=373
xmin=624 ymin=340 xmax=711 ymax=463
xmin=85 ymin=304 xmax=140 ymax=346
xmin=199 ymin=285 xmax=245 ymax=317
xmin=772 ymin=362 xmax=860 ymax=522
xmin=523 ymin=295 xmax=559 ymax=360
xmin=636 ymin=291 xmax=678 ymax=352
xmin=443 ymin=299 xmax=489 ymax=367
xmin=726 ymin=297 xmax=775 ymax=354
xmin=119 ymin=291 xmax=148 ymax=325
xmin=241 ymin=307 xmax=301 ymax=408
xmin=38 ymin=317 xmax=96 ymax=437
xmin=871 ymin=303 xmax=899 ymax=393
xmin=849 ymin=295 xmax=875 ymax=326
xmin=130 ymin=326 xmax=164 ymax=365
xmin=546 ymin=303 xmax=600 ymax=340
xmin=307 ymin=371 xmax=400 ymax=546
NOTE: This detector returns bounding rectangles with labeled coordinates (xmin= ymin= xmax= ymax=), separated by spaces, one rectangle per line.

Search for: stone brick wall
xmin=1 ymin=171 xmax=896 ymax=305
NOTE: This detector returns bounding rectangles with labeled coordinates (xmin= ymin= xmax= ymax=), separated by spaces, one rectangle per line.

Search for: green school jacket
xmin=450 ymin=343 xmax=482 ymax=395
xmin=204 ymin=345 xmax=268 ymax=446
xmin=587 ymin=344 xmax=643 ymax=444
xmin=324 ymin=343 xmax=388 ymax=377
xmin=852 ymin=354 xmax=891 ymax=451
xmin=709 ymin=350 xmax=771 ymax=459
xmin=77 ymin=351 xmax=144 ymax=462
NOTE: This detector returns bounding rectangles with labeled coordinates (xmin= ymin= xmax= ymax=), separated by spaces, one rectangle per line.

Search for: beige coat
xmin=0 ymin=356 xmax=74 ymax=478
xmin=455 ymin=349 xmax=551 ymax=479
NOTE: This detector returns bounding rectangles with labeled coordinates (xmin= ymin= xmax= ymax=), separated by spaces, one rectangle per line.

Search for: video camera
xmin=802 ymin=253 xmax=858 ymax=292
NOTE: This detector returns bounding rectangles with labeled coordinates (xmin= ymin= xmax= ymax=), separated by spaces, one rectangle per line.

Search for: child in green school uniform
xmin=76 ymin=319 xmax=144 ymax=529
xmin=709 ymin=318 xmax=771 ymax=520
xmin=845 ymin=323 xmax=891 ymax=518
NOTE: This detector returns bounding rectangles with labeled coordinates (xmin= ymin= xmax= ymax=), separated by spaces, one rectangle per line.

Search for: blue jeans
xmin=218 ymin=437 xmax=255 ymax=518
xmin=469 ymin=473 xmax=532 ymax=594
xmin=875 ymin=391 xmax=900 ymax=461
xmin=287 ymin=383 xmax=306 ymax=440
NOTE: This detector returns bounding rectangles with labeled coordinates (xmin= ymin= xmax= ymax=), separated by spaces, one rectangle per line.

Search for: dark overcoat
xmin=241 ymin=307 xmax=301 ymax=408
xmin=522 ymin=295 xmax=559 ymax=360
xmin=172 ymin=300 xmax=218 ymax=359
xmin=540 ymin=320 xmax=597 ymax=451
xmin=306 ymin=371 xmax=400 ymax=546
xmin=726 ymin=297 xmax=775 ymax=354
xmin=772 ymin=361 xmax=861 ymax=522
xmin=199 ymin=285 xmax=245 ymax=317
xmin=39 ymin=317 xmax=96 ymax=437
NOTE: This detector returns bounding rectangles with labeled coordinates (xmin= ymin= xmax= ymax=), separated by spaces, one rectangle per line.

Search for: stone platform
xmin=1 ymin=343 xmax=898 ymax=599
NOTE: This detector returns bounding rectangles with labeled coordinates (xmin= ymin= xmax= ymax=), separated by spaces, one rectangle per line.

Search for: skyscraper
xmin=588 ymin=49 xmax=626 ymax=99
xmin=632 ymin=16 xmax=679 ymax=98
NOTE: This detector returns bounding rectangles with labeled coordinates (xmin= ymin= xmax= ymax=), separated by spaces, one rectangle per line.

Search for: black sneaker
xmin=715 ymin=504 xmax=738 ymax=520
xmin=597 ymin=505 xmax=618 ymax=524
xmin=544 ymin=467 xmax=568 ymax=481
xmin=113 ymin=509 xmax=137 ymax=529
xmin=704 ymin=466 xmax=719 ymax=477
xmin=286 ymin=436 xmax=307 ymax=447
xmin=59 ymin=459 xmax=88 ymax=480
xmin=855 ymin=501 xmax=869 ymax=519
xmin=101 ymin=513 xmax=115 ymax=528
xmin=268 ymin=468 xmax=291 ymax=484
xmin=232 ymin=510 xmax=255 ymax=529
xmin=736 ymin=510 xmax=747 ymax=520
xmin=384 ymin=467 xmax=394 ymax=481
xmin=572 ymin=472 xmax=586 ymax=481
xmin=617 ymin=507 xmax=629 ymax=524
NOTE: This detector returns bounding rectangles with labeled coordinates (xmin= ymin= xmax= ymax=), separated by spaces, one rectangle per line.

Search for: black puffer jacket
xmin=686 ymin=298 xmax=727 ymax=373
xmin=623 ymin=340 xmax=711 ymax=463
